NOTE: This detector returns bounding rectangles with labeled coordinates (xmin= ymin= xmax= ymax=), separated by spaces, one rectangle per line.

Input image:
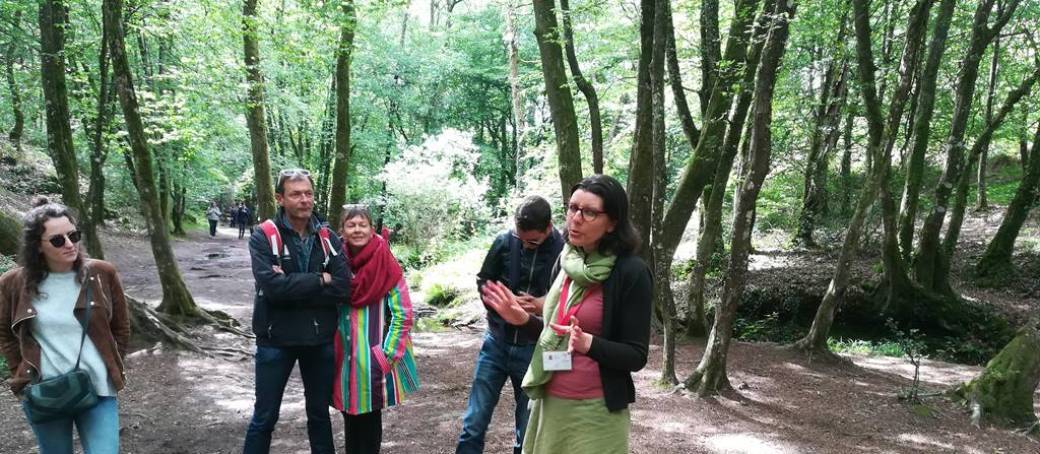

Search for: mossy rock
xmin=0 ymin=210 xmax=20 ymax=256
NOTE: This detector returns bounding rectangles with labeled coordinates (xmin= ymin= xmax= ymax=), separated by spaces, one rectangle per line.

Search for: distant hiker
xmin=482 ymin=175 xmax=652 ymax=454
xmin=0 ymin=197 xmax=130 ymax=454
xmin=236 ymin=203 xmax=251 ymax=239
xmin=332 ymin=204 xmax=419 ymax=454
xmin=206 ymin=201 xmax=221 ymax=237
xmin=242 ymin=169 xmax=350 ymax=454
xmin=456 ymin=195 xmax=564 ymax=454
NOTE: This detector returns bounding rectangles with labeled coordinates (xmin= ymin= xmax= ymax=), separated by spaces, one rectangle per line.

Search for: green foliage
xmin=0 ymin=254 xmax=15 ymax=274
xmin=826 ymin=338 xmax=904 ymax=357
xmin=425 ymin=283 xmax=461 ymax=308
xmin=377 ymin=129 xmax=492 ymax=250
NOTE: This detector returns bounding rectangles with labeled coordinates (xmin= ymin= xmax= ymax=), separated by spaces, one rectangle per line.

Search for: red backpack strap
xmin=259 ymin=220 xmax=283 ymax=266
xmin=317 ymin=226 xmax=338 ymax=259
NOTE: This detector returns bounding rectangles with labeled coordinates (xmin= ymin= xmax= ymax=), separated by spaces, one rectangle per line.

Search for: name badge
xmin=543 ymin=351 xmax=572 ymax=371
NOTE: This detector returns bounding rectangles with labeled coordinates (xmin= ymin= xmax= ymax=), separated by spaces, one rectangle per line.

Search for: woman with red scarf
xmin=332 ymin=205 xmax=419 ymax=454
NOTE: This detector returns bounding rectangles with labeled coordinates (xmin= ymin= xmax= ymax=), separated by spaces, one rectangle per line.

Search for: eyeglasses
xmin=511 ymin=232 xmax=545 ymax=248
xmin=566 ymin=204 xmax=605 ymax=222
xmin=44 ymin=230 xmax=81 ymax=248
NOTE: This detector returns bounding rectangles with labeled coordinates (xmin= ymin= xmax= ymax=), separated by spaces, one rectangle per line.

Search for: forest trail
xmin=1 ymin=226 xmax=1038 ymax=453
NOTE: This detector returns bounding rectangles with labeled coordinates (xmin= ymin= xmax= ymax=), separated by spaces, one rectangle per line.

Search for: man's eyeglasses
xmin=511 ymin=232 xmax=545 ymax=247
xmin=566 ymin=204 xmax=605 ymax=222
xmin=44 ymin=231 xmax=81 ymax=248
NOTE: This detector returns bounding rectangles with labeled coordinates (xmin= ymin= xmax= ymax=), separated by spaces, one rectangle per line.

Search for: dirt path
xmin=2 ymin=226 xmax=1038 ymax=453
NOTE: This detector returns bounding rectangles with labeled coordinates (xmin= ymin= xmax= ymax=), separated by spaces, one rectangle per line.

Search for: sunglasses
xmin=45 ymin=230 xmax=81 ymax=248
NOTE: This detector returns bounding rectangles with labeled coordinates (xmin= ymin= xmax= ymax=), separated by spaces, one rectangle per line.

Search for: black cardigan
xmin=519 ymin=253 xmax=653 ymax=412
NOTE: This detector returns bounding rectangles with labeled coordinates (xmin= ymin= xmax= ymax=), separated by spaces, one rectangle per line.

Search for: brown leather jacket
xmin=0 ymin=259 xmax=130 ymax=396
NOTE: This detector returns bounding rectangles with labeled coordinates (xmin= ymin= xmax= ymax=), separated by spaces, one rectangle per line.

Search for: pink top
xmin=546 ymin=284 xmax=605 ymax=400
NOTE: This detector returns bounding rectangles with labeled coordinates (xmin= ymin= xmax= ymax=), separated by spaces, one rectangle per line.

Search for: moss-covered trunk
xmin=976 ymin=121 xmax=1040 ymax=280
xmin=957 ymin=319 xmax=1040 ymax=428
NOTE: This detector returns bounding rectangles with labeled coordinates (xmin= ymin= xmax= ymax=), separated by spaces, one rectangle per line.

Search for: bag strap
xmin=260 ymin=219 xmax=283 ymax=267
xmin=73 ymin=270 xmax=94 ymax=371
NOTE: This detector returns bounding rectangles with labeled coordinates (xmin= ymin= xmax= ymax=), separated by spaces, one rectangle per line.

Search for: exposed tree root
xmin=128 ymin=296 xmax=252 ymax=358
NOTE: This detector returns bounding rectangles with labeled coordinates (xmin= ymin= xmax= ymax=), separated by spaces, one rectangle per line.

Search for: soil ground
xmin=1 ymin=224 xmax=1039 ymax=454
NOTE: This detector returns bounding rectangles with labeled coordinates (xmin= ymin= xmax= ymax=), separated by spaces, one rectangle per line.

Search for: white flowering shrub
xmin=379 ymin=129 xmax=491 ymax=251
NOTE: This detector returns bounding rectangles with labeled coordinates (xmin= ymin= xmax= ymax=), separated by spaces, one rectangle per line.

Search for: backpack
xmin=258 ymin=219 xmax=337 ymax=269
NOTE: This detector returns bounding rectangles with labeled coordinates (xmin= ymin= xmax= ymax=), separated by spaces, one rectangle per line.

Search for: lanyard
xmin=553 ymin=277 xmax=585 ymax=335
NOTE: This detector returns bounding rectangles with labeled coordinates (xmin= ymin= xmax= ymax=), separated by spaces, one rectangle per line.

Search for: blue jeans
xmin=22 ymin=395 xmax=119 ymax=454
xmin=456 ymin=332 xmax=535 ymax=454
xmin=243 ymin=343 xmax=336 ymax=454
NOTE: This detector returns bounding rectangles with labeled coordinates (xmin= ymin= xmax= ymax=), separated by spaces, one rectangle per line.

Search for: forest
xmin=0 ymin=0 xmax=1039 ymax=452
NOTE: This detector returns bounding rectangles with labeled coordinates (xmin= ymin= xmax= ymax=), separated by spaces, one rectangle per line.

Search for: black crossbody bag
xmin=23 ymin=273 xmax=99 ymax=424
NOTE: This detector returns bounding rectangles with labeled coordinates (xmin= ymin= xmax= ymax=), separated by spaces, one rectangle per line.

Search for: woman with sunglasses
xmin=482 ymin=174 xmax=652 ymax=454
xmin=331 ymin=204 xmax=419 ymax=453
xmin=0 ymin=197 xmax=129 ymax=454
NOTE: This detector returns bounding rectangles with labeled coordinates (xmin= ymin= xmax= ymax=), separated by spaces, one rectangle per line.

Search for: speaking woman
xmin=482 ymin=175 xmax=652 ymax=454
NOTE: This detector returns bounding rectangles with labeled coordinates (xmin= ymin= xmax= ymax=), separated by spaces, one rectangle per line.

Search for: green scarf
xmin=522 ymin=243 xmax=616 ymax=399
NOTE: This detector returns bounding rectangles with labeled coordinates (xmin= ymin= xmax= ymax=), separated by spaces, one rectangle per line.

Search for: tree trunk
xmin=171 ymin=180 xmax=186 ymax=236
xmin=648 ymin=0 xmax=676 ymax=386
xmin=38 ymin=0 xmax=104 ymax=260
xmin=627 ymin=0 xmax=655 ymax=258
xmin=913 ymin=0 xmax=1020 ymax=294
xmin=328 ymin=0 xmax=356 ymax=231
xmin=4 ymin=15 xmax=24 ymax=151
xmin=242 ymin=0 xmax=276 ymax=221
xmin=657 ymin=0 xmax=759 ymax=267
xmin=977 ymin=35 xmax=1000 ymax=211
xmin=683 ymin=0 xmax=775 ymax=338
xmin=975 ymin=120 xmax=1040 ymax=280
xmin=956 ymin=318 xmax=1040 ymax=428
xmin=942 ymin=67 xmax=1040 ymax=266
xmin=686 ymin=0 xmax=794 ymax=395
xmin=897 ymin=0 xmax=956 ymax=262
xmin=88 ymin=33 xmax=113 ymax=234
xmin=104 ymin=0 xmax=199 ymax=317
xmin=665 ymin=0 xmax=700 ymax=161
xmin=532 ymin=0 xmax=582 ymax=201
xmin=560 ymin=0 xmax=603 ymax=174
xmin=794 ymin=49 xmax=849 ymax=248
xmin=699 ymin=0 xmax=720 ymax=118
xmin=794 ymin=0 xmax=929 ymax=354
xmin=840 ymin=111 xmax=853 ymax=215
xmin=504 ymin=0 xmax=525 ymax=175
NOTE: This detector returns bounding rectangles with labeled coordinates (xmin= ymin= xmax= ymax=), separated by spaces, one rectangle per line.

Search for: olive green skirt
xmin=522 ymin=395 xmax=630 ymax=454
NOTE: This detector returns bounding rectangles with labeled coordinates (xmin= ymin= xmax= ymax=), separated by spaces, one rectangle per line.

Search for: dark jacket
xmin=520 ymin=254 xmax=652 ymax=412
xmin=0 ymin=259 xmax=130 ymax=396
xmin=235 ymin=207 xmax=251 ymax=225
xmin=249 ymin=210 xmax=350 ymax=346
xmin=477 ymin=228 xmax=564 ymax=345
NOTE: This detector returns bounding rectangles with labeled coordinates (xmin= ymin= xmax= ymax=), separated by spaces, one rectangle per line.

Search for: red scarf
xmin=348 ymin=232 xmax=403 ymax=308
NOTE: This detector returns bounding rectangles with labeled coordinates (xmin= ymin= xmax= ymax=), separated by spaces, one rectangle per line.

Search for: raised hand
xmin=481 ymin=281 xmax=530 ymax=326
xmin=517 ymin=292 xmax=544 ymax=315
xmin=548 ymin=316 xmax=593 ymax=354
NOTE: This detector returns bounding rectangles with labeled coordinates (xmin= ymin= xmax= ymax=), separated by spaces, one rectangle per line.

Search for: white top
xmin=30 ymin=272 xmax=116 ymax=396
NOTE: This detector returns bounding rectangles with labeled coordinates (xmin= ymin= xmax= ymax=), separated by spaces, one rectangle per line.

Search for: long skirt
xmin=522 ymin=395 xmax=630 ymax=454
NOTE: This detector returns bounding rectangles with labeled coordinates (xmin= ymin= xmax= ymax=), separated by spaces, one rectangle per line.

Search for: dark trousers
xmin=239 ymin=223 xmax=248 ymax=239
xmin=243 ymin=343 xmax=336 ymax=454
xmin=456 ymin=332 xmax=534 ymax=454
xmin=209 ymin=219 xmax=218 ymax=236
xmin=343 ymin=410 xmax=382 ymax=454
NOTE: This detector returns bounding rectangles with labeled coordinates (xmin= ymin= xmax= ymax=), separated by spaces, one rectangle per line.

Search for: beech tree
xmin=104 ymin=0 xmax=198 ymax=317
xmin=686 ymin=0 xmax=796 ymax=395
xmin=531 ymin=0 xmax=582 ymax=200
xmin=328 ymin=0 xmax=356 ymax=230
xmin=242 ymin=0 xmax=276 ymax=220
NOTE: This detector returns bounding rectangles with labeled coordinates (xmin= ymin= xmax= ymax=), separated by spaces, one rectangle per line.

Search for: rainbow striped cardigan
xmin=332 ymin=277 xmax=419 ymax=415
